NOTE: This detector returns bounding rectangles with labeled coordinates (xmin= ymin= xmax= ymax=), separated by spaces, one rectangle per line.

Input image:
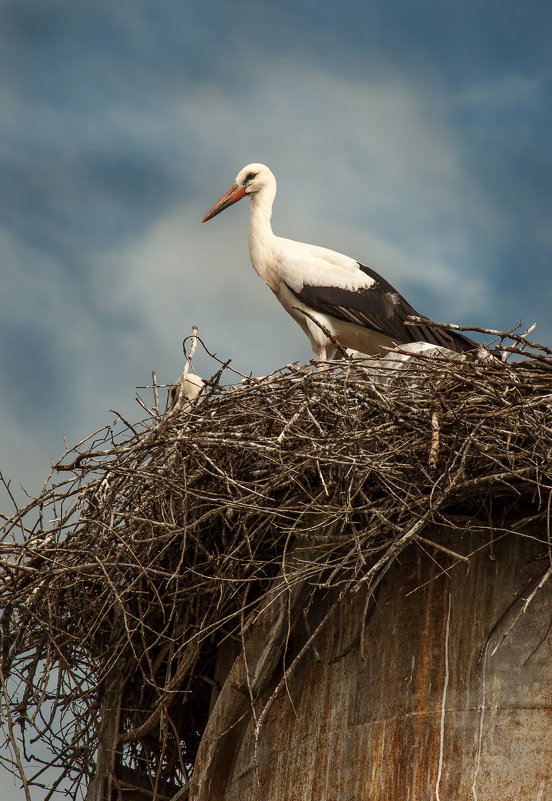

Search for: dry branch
xmin=1 ymin=327 xmax=552 ymax=798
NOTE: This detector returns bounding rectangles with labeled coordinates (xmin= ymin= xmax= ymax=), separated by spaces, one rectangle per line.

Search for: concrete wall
xmin=220 ymin=531 xmax=552 ymax=800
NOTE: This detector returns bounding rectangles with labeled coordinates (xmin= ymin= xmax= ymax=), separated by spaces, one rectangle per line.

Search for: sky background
xmin=1 ymin=0 xmax=551 ymax=796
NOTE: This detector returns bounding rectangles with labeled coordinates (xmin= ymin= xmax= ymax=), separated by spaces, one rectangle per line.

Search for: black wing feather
xmin=285 ymin=262 xmax=475 ymax=353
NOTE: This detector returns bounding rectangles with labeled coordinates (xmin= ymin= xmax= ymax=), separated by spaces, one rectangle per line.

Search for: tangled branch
xmin=1 ymin=328 xmax=552 ymax=798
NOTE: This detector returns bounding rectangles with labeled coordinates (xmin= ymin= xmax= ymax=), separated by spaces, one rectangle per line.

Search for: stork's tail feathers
xmin=408 ymin=321 xmax=476 ymax=353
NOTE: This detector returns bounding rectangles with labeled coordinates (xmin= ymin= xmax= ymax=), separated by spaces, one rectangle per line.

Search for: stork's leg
xmin=316 ymin=343 xmax=328 ymax=370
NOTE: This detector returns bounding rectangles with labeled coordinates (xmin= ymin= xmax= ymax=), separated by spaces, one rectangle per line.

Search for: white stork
xmin=202 ymin=163 xmax=475 ymax=360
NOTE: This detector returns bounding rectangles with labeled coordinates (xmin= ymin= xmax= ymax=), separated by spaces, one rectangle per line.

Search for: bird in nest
xmin=202 ymin=163 xmax=475 ymax=361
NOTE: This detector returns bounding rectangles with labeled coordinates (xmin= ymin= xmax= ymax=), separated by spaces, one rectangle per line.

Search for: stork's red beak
xmin=202 ymin=183 xmax=246 ymax=222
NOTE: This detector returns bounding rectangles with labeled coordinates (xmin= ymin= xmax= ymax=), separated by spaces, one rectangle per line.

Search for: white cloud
xmin=94 ymin=199 xmax=308 ymax=373
xmin=169 ymin=63 xmax=496 ymax=233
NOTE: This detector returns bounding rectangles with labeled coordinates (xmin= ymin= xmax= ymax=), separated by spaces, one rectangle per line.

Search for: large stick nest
xmin=1 ymin=329 xmax=552 ymax=798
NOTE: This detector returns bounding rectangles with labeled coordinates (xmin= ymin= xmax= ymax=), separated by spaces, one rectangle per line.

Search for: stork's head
xmin=202 ymin=163 xmax=276 ymax=222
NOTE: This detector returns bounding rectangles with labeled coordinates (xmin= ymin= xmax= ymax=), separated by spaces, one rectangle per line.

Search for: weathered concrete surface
xmin=221 ymin=531 xmax=552 ymax=800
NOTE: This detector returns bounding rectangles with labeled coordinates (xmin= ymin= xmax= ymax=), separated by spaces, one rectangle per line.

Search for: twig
xmin=490 ymin=565 xmax=552 ymax=656
xmin=152 ymin=370 xmax=160 ymax=416
xmin=406 ymin=316 xmax=552 ymax=355
xmin=414 ymin=535 xmax=469 ymax=563
xmin=429 ymin=403 xmax=441 ymax=468
xmin=0 ymin=664 xmax=32 ymax=801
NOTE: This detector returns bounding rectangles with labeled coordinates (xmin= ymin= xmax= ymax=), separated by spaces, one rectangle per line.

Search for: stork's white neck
xmin=248 ymin=183 xmax=279 ymax=291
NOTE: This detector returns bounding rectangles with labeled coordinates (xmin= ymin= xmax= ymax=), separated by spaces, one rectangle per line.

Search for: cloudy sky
xmin=1 ymin=0 xmax=552 ymax=514
xmin=1 ymin=0 xmax=552 ymax=796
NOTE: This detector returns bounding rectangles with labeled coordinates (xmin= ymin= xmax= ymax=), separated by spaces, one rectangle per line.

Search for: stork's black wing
xmin=285 ymin=262 xmax=475 ymax=353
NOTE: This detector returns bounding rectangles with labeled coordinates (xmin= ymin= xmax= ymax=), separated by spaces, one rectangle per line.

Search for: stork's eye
xmin=245 ymin=172 xmax=257 ymax=183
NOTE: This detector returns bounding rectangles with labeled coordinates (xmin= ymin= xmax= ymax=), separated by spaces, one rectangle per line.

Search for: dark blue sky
xmin=1 ymin=0 xmax=551 ymax=521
